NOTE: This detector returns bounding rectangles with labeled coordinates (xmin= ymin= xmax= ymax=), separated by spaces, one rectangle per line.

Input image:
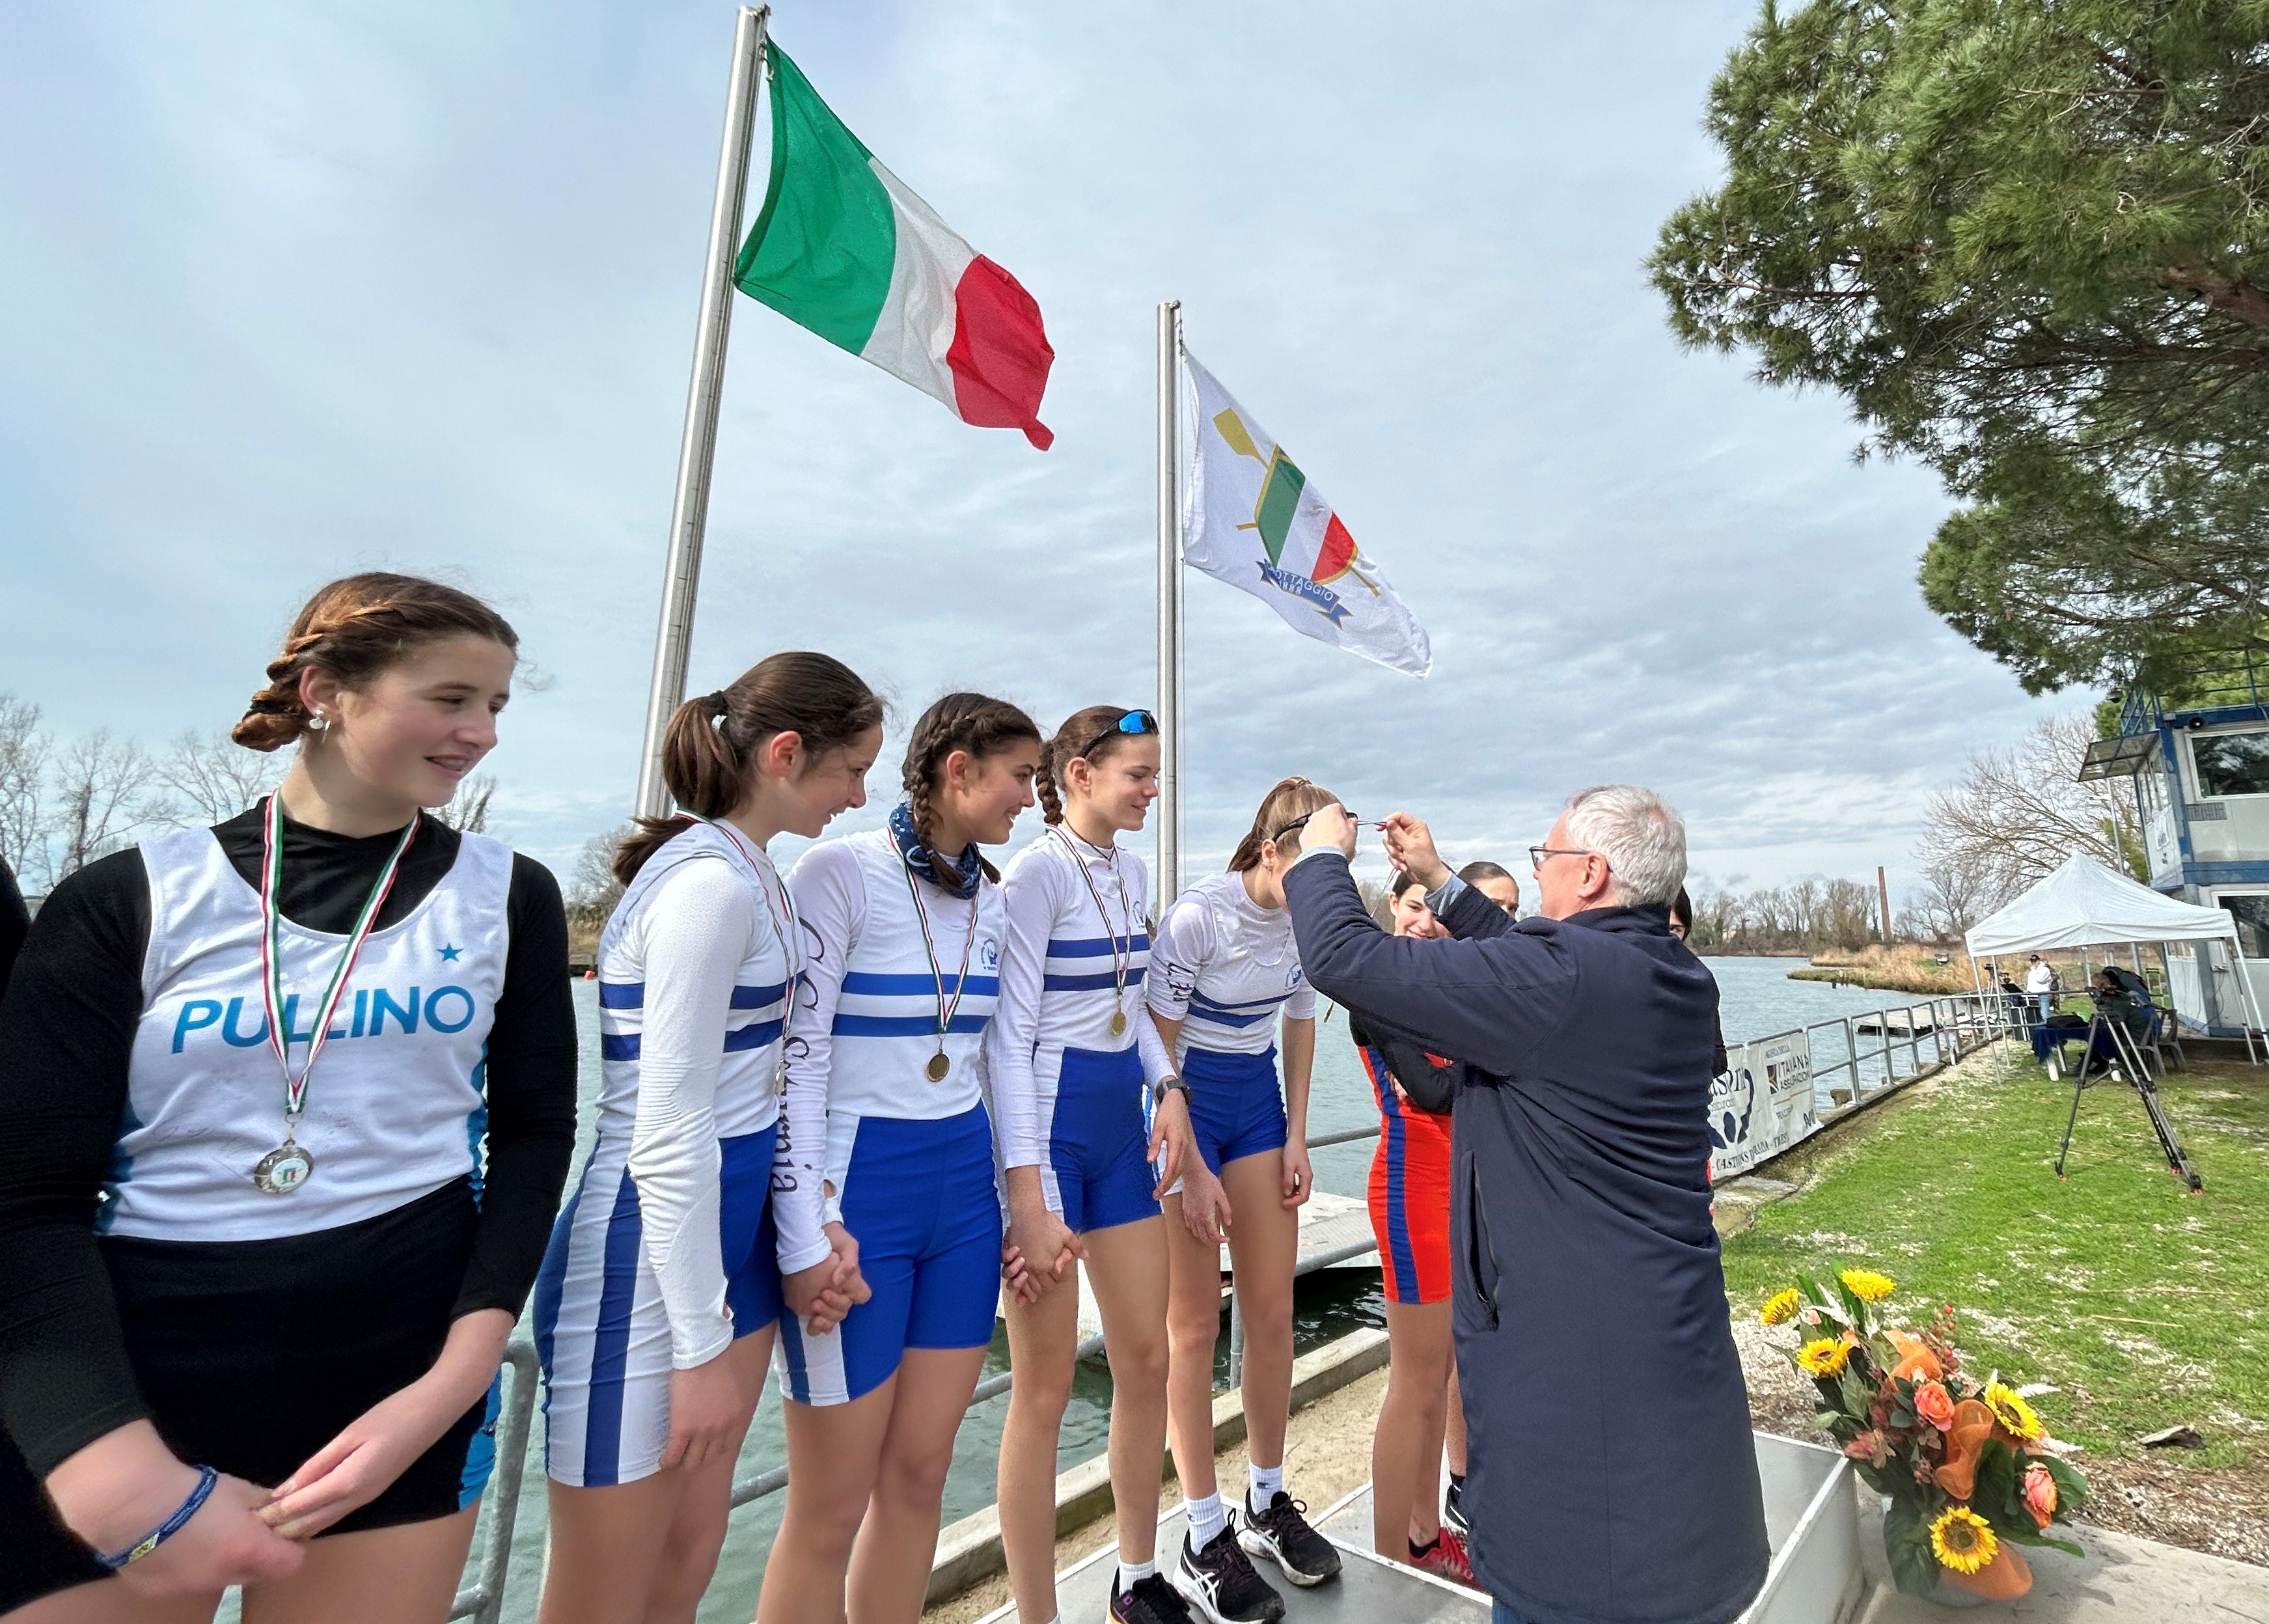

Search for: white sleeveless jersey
xmin=777 ymin=830 xmax=1002 ymax=1256
xmin=1146 ymin=869 xmax=1317 ymax=1056
xmin=594 ymin=820 xmax=791 ymax=1144
xmin=116 ymin=823 xmax=512 ymax=1241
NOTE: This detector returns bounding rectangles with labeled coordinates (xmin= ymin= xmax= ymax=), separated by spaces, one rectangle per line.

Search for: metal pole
xmin=1155 ymin=299 xmax=1183 ymax=899
xmin=634 ymin=5 xmax=771 ymax=822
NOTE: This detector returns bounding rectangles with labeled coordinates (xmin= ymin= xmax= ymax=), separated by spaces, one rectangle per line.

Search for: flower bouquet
xmin=1760 ymin=1269 xmax=2089 ymax=1601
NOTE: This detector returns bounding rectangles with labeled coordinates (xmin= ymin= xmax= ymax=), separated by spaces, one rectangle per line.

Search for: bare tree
xmin=0 ymin=695 xmax=49 ymax=880
xmin=437 ymin=775 xmax=497 ymax=834
xmin=1905 ymin=856 xmax=1996 ymax=943
xmin=567 ymin=825 xmax=630 ymax=928
xmin=49 ymin=730 xmax=158 ymax=880
xmin=153 ymin=730 xmax=284 ymax=827
xmin=1918 ymin=713 xmax=2142 ymax=909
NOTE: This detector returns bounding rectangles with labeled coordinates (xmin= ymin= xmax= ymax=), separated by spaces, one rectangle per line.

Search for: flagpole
xmin=634 ymin=4 xmax=771 ymax=823
xmin=1155 ymin=299 xmax=1182 ymax=901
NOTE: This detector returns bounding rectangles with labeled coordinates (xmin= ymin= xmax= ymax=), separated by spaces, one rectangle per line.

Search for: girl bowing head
xmin=760 ymin=694 xmax=1042 ymax=1624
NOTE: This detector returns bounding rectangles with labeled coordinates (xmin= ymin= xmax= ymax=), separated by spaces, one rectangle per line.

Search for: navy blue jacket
xmin=1284 ymin=854 xmax=1768 ymax=1624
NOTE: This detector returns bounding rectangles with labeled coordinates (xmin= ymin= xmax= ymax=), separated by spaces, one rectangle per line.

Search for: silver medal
xmin=252 ymin=1140 xmax=316 ymax=1195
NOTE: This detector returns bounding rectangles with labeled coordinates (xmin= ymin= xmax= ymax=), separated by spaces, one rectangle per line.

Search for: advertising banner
xmin=1709 ymin=1029 xmax=1816 ymax=1181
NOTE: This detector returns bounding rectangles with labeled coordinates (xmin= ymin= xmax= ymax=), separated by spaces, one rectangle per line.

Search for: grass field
xmin=1720 ymin=1045 xmax=2269 ymax=1473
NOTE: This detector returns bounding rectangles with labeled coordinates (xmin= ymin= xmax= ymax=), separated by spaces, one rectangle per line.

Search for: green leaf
xmin=2041 ymin=1453 xmax=2089 ymax=1513
xmin=1973 ymin=1438 xmax=2023 ymax=1524
xmin=1883 ymin=1498 xmax=1943 ymax=1597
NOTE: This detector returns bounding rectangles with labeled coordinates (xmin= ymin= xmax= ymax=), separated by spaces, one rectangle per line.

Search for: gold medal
xmin=1110 ymin=1010 xmax=1129 ymax=1038
xmin=927 ymin=1051 xmax=952 ymax=1083
xmin=1054 ymin=829 xmax=1138 ymax=1048
xmin=900 ymin=833 xmax=983 ymax=1088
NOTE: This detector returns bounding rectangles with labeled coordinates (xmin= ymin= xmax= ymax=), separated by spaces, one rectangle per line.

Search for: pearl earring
xmin=307 ymin=713 xmax=329 ymax=733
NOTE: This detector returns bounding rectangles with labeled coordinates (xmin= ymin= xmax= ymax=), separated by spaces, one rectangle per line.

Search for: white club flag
xmin=1181 ymin=351 xmax=1431 ymax=677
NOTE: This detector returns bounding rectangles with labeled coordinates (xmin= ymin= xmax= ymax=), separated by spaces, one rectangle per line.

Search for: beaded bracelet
xmin=94 ymin=1465 xmax=218 ymax=1570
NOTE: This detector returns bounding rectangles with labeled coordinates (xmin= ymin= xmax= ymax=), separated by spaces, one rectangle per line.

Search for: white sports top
xmin=986 ymin=829 xmax=1174 ymax=1172
xmin=594 ymin=819 xmax=795 ymax=1366
xmin=117 ymin=823 xmax=510 ymax=1241
xmin=1146 ymin=869 xmax=1317 ymax=1058
xmin=777 ymin=828 xmax=1004 ymax=1271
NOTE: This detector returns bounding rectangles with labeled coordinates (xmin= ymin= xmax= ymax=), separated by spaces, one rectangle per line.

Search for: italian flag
xmin=734 ymin=46 xmax=1055 ymax=449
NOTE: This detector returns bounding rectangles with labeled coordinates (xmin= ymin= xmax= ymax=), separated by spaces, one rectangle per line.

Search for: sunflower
xmin=1930 ymin=1506 xmax=1998 ymax=1574
xmin=1840 ymin=1268 xmax=1896 ymax=1303
xmin=1983 ymin=1381 xmax=2045 ymax=1441
xmin=1796 ymin=1336 xmax=1852 ymax=1377
xmin=1761 ymin=1288 xmax=1801 ymax=1327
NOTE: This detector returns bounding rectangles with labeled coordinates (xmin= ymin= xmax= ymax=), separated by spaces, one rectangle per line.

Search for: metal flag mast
xmin=635 ymin=5 xmax=771 ymax=822
xmin=1156 ymin=299 xmax=1183 ymax=901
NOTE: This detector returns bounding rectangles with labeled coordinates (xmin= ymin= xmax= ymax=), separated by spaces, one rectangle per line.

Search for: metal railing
xmin=447 ymin=995 xmax=2018 ymax=1619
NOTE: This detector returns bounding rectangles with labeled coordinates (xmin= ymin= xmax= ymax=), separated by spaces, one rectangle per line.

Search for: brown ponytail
xmin=1034 ymin=704 xmax=1146 ymax=826
xmin=614 ymin=652 xmax=885 ymax=885
xmin=1227 ymin=776 xmax=1339 ymax=872
xmin=901 ymin=693 xmax=1042 ymax=881
xmin=234 ymin=573 xmax=519 ymax=752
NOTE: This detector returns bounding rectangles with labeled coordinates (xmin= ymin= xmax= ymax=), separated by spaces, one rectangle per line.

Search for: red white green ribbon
xmin=258 ymin=793 xmax=417 ymax=1127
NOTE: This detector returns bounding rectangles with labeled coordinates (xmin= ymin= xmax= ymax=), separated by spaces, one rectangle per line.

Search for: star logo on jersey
xmin=439 ymin=944 xmax=463 ymax=962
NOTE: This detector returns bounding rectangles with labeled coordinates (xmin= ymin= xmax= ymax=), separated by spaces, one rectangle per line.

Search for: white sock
xmin=1248 ymin=1462 xmax=1284 ymax=1507
xmin=1117 ymin=1558 xmax=1155 ymax=1592
xmin=1185 ymin=1492 xmax=1228 ymax=1548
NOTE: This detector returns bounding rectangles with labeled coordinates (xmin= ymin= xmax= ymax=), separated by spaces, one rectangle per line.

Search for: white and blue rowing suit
xmin=1146 ymin=870 xmax=1317 ymax=1174
xmin=534 ymin=820 xmax=793 ymax=1487
xmin=773 ymin=818 xmax=1005 ymax=1407
xmin=987 ymin=828 xmax=1175 ymax=1233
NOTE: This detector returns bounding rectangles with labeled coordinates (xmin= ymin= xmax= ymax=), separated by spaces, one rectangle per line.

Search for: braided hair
xmin=901 ymin=693 xmax=1042 ymax=881
xmin=1034 ymin=704 xmax=1146 ymax=826
xmin=233 ymin=573 xmax=518 ymax=752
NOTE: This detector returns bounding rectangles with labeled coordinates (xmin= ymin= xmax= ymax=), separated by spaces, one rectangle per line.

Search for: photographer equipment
xmin=2052 ymin=987 xmax=2200 ymax=1192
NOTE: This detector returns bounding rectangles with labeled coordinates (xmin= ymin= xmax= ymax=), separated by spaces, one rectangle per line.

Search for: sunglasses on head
xmin=1077 ymin=708 xmax=1159 ymax=760
xmin=1272 ymin=805 xmax=1364 ymax=840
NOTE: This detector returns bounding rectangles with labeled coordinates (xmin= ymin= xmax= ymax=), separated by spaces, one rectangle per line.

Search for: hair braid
xmin=900 ymin=692 xmax=1042 ymax=878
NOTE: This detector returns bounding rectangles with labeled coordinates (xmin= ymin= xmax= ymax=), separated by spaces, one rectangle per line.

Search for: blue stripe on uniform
xmin=601 ymin=1032 xmax=639 ymax=1062
xmin=1362 ymin=1046 xmax=1420 ymax=1300
xmin=1042 ymin=969 xmax=1148 ymax=993
xmin=840 ymin=971 xmax=1001 ymax=997
xmin=582 ymin=1172 xmax=644 ymax=1487
xmin=532 ymin=1181 xmax=584 ymax=1380
xmin=831 ymin=1012 xmax=995 ymax=1037
xmin=722 ymin=1018 xmax=786 ymax=1053
xmin=598 ymin=982 xmax=643 ymax=1009
xmin=1046 ymin=934 xmax=1151 ymax=957
xmin=730 ymin=982 xmax=788 ymax=1009
xmin=1187 ymin=997 xmax=1279 ymax=1028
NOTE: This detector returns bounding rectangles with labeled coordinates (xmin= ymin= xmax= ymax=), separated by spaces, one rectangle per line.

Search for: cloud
xmin=0 ymin=0 xmax=2076 ymax=900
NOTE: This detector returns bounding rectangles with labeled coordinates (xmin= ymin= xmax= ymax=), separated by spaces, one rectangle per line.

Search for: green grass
xmin=1722 ymin=1047 xmax=2269 ymax=1471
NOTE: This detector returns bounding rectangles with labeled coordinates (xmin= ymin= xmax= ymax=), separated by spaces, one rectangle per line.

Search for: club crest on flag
xmin=1183 ymin=351 xmax=1432 ymax=676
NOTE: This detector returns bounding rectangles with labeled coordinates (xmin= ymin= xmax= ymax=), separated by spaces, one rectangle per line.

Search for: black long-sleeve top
xmin=0 ymin=806 xmax=578 ymax=1478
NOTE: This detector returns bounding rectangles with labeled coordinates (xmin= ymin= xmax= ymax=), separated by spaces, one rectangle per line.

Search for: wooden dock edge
xmin=925 ymin=1327 xmax=1392 ymax=1607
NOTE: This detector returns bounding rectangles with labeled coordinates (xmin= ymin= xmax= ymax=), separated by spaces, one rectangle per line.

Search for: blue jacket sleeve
xmin=1442 ymin=881 xmax=1515 ymax=941
xmin=1282 ymin=854 xmax=1573 ymax=1078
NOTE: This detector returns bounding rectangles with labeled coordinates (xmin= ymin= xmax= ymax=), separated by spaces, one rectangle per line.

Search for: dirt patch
xmin=1734 ymin=1315 xmax=2269 ymax=1569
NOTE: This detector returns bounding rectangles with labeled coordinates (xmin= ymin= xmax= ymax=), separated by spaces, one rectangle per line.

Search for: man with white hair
xmin=1281 ymin=788 xmax=1768 ymax=1624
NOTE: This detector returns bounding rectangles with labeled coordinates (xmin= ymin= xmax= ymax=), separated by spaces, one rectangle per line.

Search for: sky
xmin=0 ymin=0 xmax=2083 ymax=901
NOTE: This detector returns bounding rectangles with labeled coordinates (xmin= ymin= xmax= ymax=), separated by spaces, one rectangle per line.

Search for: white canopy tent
xmin=1964 ymin=853 xmax=2265 ymax=1053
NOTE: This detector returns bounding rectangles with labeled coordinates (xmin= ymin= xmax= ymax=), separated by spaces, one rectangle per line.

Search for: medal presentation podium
xmin=972 ymin=1433 xmax=1862 ymax=1623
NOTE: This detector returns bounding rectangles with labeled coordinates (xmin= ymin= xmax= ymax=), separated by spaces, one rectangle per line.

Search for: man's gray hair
xmin=1563 ymin=784 xmax=1686 ymax=909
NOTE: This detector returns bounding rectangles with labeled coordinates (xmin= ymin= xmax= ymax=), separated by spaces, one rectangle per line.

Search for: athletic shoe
xmin=1172 ymin=1521 xmax=1285 ymax=1624
xmin=1112 ymin=1571 xmax=1198 ymax=1623
xmin=1239 ymin=1490 xmax=1342 ymax=1587
xmin=1444 ymin=1473 xmax=1468 ymax=1537
xmin=1410 ymin=1528 xmax=1481 ymax=1590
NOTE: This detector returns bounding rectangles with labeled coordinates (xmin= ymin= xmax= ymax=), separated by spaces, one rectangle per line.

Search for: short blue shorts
xmin=1047 ymin=1045 xmax=1160 ymax=1234
xmin=775 ymin=1103 xmax=1003 ymax=1407
xmin=1182 ymin=1045 xmax=1289 ymax=1175
xmin=534 ymin=1125 xmax=784 ymax=1486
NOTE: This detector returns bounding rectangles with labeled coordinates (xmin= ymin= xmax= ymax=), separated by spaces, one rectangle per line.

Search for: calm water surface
xmin=470 ymin=957 xmax=1931 ymax=1619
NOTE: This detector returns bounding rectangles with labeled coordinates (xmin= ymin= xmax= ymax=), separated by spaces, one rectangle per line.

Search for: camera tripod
xmin=2052 ymin=1014 xmax=2201 ymax=1192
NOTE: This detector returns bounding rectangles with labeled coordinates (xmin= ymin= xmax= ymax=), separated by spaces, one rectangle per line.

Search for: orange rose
xmin=1889 ymin=1330 xmax=1944 ymax=1383
xmin=1913 ymin=1380 xmax=1957 ymax=1433
xmin=1934 ymin=1399 xmax=1996 ymax=1500
xmin=2023 ymin=1463 xmax=2058 ymax=1530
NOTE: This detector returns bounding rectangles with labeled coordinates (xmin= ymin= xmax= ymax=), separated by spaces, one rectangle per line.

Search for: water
xmin=474 ymin=958 xmax=1924 ymax=1619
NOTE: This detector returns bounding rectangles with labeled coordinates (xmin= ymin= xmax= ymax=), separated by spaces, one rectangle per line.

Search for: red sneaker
xmin=1410 ymin=1528 xmax=1481 ymax=1590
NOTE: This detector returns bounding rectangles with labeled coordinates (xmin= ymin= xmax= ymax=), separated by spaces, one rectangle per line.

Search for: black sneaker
xmin=1444 ymin=1472 xmax=1468 ymax=1537
xmin=1112 ymin=1571 xmax=1198 ymax=1624
xmin=1172 ymin=1520 xmax=1285 ymax=1623
xmin=1239 ymin=1489 xmax=1342 ymax=1587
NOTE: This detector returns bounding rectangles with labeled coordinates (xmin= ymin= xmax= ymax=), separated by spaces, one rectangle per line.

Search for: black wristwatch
xmin=1152 ymin=1075 xmax=1190 ymax=1107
